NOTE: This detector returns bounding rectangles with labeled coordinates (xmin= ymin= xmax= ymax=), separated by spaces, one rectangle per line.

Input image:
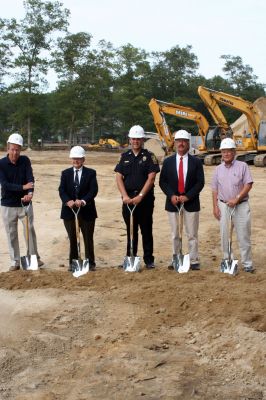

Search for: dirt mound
xmin=231 ymin=97 xmax=266 ymax=136
xmin=0 ymin=151 xmax=265 ymax=399
xmin=144 ymin=138 xmax=165 ymax=160
xmin=0 ymin=267 xmax=265 ymax=399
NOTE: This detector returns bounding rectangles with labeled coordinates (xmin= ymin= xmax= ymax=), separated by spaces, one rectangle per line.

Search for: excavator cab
xmin=205 ymin=126 xmax=232 ymax=152
xmin=257 ymin=121 xmax=266 ymax=148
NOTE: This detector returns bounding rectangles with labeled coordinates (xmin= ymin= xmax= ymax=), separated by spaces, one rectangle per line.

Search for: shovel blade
xmin=173 ymin=253 xmax=190 ymax=273
xmin=72 ymin=259 xmax=90 ymax=278
xmin=220 ymin=259 xmax=238 ymax=275
xmin=21 ymin=255 xmax=38 ymax=271
xmin=123 ymin=256 xmax=141 ymax=272
xmin=178 ymin=254 xmax=190 ymax=273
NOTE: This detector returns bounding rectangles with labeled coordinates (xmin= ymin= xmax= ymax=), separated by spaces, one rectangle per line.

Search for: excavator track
xmin=254 ymin=154 xmax=266 ymax=167
xmin=204 ymin=154 xmax=222 ymax=166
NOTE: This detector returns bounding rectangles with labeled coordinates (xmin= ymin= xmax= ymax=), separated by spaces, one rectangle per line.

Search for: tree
xmin=221 ymin=55 xmax=265 ymax=100
xmin=149 ymin=45 xmax=199 ymax=100
xmin=53 ymin=36 xmax=114 ymax=144
xmin=0 ymin=20 xmax=12 ymax=89
xmin=1 ymin=0 xmax=70 ymax=147
xmin=112 ymin=44 xmax=151 ymax=133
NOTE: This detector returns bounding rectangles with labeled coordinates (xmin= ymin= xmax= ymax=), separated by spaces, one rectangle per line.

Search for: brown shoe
xmin=38 ymin=260 xmax=44 ymax=268
xmin=9 ymin=265 xmax=20 ymax=271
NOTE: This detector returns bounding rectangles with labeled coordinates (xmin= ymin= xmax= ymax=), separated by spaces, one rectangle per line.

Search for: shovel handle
xmin=25 ymin=213 xmax=29 ymax=255
xmin=176 ymin=203 xmax=184 ymax=241
xmin=227 ymin=206 xmax=236 ymax=242
xmin=227 ymin=206 xmax=236 ymax=263
xmin=127 ymin=204 xmax=136 ymax=257
xmin=21 ymin=200 xmax=32 ymax=215
xmin=71 ymin=207 xmax=81 ymax=258
xmin=21 ymin=201 xmax=31 ymax=255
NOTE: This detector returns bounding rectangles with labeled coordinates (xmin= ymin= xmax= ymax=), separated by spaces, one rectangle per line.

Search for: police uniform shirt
xmin=114 ymin=149 xmax=160 ymax=196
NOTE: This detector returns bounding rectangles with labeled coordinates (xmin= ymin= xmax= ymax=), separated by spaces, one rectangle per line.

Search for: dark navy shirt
xmin=0 ymin=155 xmax=34 ymax=207
xmin=114 ymin=148 xmax=160 ymax=197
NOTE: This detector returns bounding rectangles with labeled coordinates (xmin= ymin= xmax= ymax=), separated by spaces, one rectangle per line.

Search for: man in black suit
xmin=59 ymin=146 xmax=98 ymax=271
xmin=159 ymin=130 xmax=205 ymax=270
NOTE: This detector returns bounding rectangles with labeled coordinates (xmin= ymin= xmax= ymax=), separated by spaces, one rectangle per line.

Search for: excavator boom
xmin=198 ymin=86 xmax=229 ymax=130
xmin=198 ymin=86 xmax=259 ymax=150
xmin=149 ymin=98 xmax=209 ymax=153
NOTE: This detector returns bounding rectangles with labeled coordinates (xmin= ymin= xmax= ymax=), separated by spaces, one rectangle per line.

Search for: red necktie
xmin=178 ymin=156 xmax=185 ymax=194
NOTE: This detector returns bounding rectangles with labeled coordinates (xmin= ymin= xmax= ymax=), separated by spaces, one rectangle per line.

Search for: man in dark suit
xmin=59 ymin=146 xmax=98 ymax=271
xmin=159 ymin=130 xmax=205 ymax=270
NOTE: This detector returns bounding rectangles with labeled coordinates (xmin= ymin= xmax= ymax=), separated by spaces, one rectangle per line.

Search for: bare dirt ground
xmin=0 ymin=150 xmax=265 ymax=400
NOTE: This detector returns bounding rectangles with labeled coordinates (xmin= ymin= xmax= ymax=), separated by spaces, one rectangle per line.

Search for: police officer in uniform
xmin=115 ymin=125 xmax=160 ymax=268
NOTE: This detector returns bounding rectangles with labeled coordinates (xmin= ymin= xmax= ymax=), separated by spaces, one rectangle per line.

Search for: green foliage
xmin=1 ymin=0 xmax=70 ymax=146
xmin=0 ymin=13 xmax=265 ymax=144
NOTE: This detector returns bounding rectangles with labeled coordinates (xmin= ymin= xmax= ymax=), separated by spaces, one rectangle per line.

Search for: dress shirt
xmin=176 ymin=153 xmax=188 ymax=184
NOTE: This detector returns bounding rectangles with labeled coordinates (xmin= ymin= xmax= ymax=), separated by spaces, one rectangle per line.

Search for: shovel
xmin=220 ymin=205 xmax=238 ymax=275
xmin=71 ymin=207 xmax=90 ymax=277
xmin=21 ymin=201 xmax=38 ymax=271
xmin=123 ymin=204 xmax=141 ymax=272
xmin=172 ymin=203 xmax=190 ymax=273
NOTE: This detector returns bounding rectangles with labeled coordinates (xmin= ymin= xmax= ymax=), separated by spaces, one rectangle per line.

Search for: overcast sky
xmin=2 ymin=0 xmax=266 ymax=90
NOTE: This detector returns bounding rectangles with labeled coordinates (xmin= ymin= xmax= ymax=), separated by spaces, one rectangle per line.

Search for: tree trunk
xmin=27 ymin=115 xmax=31 ymax=149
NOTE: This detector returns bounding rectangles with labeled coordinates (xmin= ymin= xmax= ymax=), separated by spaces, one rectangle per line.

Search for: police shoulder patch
xmin=151 ymin=154 xmax=158 ymax=164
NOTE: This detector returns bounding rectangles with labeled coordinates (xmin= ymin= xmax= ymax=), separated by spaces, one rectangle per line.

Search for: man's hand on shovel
xmin=66 ymin=200 xmax=75 ymax=208
xmin=74 ymin=199 xmax=84 ymax=208
xmin=226 ymin=198 xmax=239 ymax=208
xmin=21 ymin=193 xmax=33 ymax=203
xmin=131 ymin=195 xmax=142 ymax=205
xmin=122 ymin=195 xmax=132 ymax=205
xmin=178 ymin=195 xmax=189 ymax=203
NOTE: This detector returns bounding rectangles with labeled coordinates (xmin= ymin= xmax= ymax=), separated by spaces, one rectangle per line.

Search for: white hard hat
xmin=128 ymin=125 xmax=145 ymax=138
xmin=219 ymin=138 xmax=236 ymax=150
xmin=7 ymin=133 xmax=23 ymax=146
xmin=69 ymin=146 xmax=86 ymax=158
xmin=174 ymin=130 xmax=191 ymax=140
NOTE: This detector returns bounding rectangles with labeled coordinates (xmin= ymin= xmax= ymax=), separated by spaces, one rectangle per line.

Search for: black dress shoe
xmin=191 ymin=263 xmax=200 ymax=270
xmin=145 ymin=263 xmax=155 ymax=269
xmin=244 ymin=267 xmax=255 ymax=273
xmin=90 ymin=263 xmax=96 ymax=271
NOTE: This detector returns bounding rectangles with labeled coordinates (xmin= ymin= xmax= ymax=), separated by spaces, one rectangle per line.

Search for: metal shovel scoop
xmin=71 ymin=207 xmax=90 ymax=277
xmin=220 ymin=205 xmax=238 ymax=275
xmin=172 ymin=203 xmax=190 ymax=273
xmin=123 ymin=204 xmax=141 ymax=272
xmin=21 ymin=201 xmax=38 ymax=271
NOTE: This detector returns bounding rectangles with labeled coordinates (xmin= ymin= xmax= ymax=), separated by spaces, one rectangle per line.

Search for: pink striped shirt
xmin=211 ymin=160 xmax=253 ymax=202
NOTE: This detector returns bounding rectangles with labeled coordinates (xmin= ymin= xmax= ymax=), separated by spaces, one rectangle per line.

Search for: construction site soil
xmin=0 ymin=150 xmax=265 ymax=400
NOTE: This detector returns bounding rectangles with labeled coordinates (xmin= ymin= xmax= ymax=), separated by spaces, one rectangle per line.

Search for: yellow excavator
xmin=148 ymin=98 xmax=210 ymax=155
xmin=98 ymin=138 xmax=121 ymax=149
xmin=198 ymin=86 xmax=266 ymax=166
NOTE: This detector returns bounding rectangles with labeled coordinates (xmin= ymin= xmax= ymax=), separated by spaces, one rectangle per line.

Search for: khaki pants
xmin=167 ymin=209 xmax=199 ymax=264
xmin=1 ymin=205 xmax=39 ymax=267
xmin=218 ymin=200 xmax=252 ymax=270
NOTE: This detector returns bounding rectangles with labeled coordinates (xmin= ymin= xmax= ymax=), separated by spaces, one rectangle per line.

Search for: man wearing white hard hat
xmin=211 ymin=138 xmax=254 ymax=272
xmin=159 ymin=129 xmax=205 ymax=270
xmin=115 ymin=125 xmax=160 ymax=268
xmin=59 ymin=146 xmax=98 ymax=271
xmin=0 ymin=133 xmax=43 ymax=270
